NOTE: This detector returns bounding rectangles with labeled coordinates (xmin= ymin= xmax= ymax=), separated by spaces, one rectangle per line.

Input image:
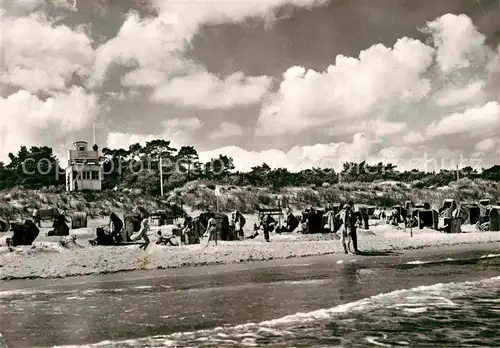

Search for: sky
xmin=1 ymin=0 xmax=499 ymax=172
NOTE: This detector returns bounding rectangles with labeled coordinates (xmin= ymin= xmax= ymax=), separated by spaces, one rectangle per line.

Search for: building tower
xmin=65 ymin=141 xmax=102 ymax=191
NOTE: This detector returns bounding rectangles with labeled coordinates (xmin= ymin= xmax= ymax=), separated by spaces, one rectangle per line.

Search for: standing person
xmin=261 ymin=214 xmax=275 ymax=242
xmin=130 ymin=207 xmax=150 ymax=250
xmin=361 ymin=207 xmax=369 ymax=230
xmin=338 ymin=204 xmax=352 ymax=254
xmin=347 ymin=201 xmax=360 ymax=253
xmin=229 ymin=211 xmax=236 ymax=240
xmin=205 ymin=212 xmax=218 ymax=246
xmin=32 ymin=208 xmax=41 ymax=227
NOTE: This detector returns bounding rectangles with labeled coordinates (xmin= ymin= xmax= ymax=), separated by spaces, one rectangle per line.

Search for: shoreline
xmin=1 ymin=227 xmax=499 ymax=282
xmin=0 ymin=241 xmax=498 ymax=294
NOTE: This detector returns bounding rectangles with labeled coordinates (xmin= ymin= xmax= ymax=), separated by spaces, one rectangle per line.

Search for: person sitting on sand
xmin=281 ymin=209 xmax=299 ymax=233
xmin=109 ymin=212 xmax=124 ymax=243
xmin=246 ymin=223 xmax=260 ymax=239
xmin=156 ymin=231 xmax=178 ymax=246
xmin=7 ymin=220 xmax=40 ymax=247
xmin=388 ymin=207 xmax=400 ymax=226
xmin=183 ymin=214 xmax=193 ymax=228
xmin=129 ymin=208 xmax=150 ymax=250
xmin=48 ymin=212 xmax=70 ymax=236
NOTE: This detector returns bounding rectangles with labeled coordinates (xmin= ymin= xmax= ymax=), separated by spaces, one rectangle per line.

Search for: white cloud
xmin=0 ymin=12 xmax=94 ymax=93
xmin=427 ymin=101 xmax=500 ymax=138
xmin=0 ymin=87 xmax=98 ymax=161
xmin=106 ymin=117 xmax=203 ymax=151
xmin=209 ymin=122 xmax=244 ymax=139
xmin=91 ymin=12 xmax=190 ymax=85
xmin=151 ymin=71 xmax=272 ymax=109
xmin=474 ymin=138 xmax=498 ymax=152
xmin=435 ymin=80 xmax=485 ymax=107
xmin=257 ymin=37 xmax=434 ymax=136
xmin=421 ymin=13 xmax=487 ymax=74
xmin=164 ymin=117 xmax=203 ymax=132
xmin=402 ymin=131 xmax=425 ymax=144
xmin=321 ymin=119 xmax=407 ymax=139
xmin=240 ymin=13 xmax=499 ymax=171
xmin=200 ymin=133 xmax=377 ymax=172
xmin=0 ymin=0 xmax=44 ymax=14
xmin=92 ymin=0 xmax=326 ymax=109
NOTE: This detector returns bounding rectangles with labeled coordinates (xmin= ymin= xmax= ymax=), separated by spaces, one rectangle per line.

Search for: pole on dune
xmin=410 ymin=207 xmax=413 ymax=238
xmin=215 ymin=185 xmax=220 ymax=213
xmin=160 ymin=156 xmax=164 ymax=196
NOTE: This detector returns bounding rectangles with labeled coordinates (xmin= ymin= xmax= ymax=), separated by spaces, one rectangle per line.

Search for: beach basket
xmin=489 ymin=208 xmax=500 ymax=231
xmin=71 ymin=212 xmax=88 ymax=229
xmin=0 ymin=219 xmax=9 ymax=233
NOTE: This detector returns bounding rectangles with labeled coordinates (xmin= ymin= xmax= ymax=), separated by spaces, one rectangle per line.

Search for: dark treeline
xmin=1 ymin=140 xmax=500 ymax=194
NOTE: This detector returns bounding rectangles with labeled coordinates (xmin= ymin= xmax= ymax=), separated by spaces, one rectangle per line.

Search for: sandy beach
xmin=1 ymin=214 xmax=500 ymax=280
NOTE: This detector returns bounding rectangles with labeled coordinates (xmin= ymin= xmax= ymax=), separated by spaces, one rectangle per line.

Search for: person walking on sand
xmin=205 ymin=212 xmax=218 ymax=246
xmin=129 ymin=207 xmax=150 ymax=250
xmin=347 ymin=201 xmax=360 ymax=253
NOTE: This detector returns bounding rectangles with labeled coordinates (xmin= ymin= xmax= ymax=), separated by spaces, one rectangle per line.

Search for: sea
xmin=0 ymin=250 xmax=499 ymax=347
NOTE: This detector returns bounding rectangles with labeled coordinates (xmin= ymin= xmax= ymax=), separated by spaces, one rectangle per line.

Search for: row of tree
xmin=1 ymin=140 xmax=500 ymax=193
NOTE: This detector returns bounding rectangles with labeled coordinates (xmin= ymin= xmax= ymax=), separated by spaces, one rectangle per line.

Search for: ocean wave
xmin=45 ymin=276 xmax=500 ymax=347
xmin=405 ymin=252 xmax=500 ymax=265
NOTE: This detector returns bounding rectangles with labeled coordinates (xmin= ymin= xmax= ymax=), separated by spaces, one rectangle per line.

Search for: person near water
xmin=129 ymin=208 xmax=150 ymax=250
xmin=347 ymin=201 xmax=360 ymax=253
xmin=205 ymin=212 xmax=218 ymax=246
xmin=338 ymin=204 xmax=352 ymax=254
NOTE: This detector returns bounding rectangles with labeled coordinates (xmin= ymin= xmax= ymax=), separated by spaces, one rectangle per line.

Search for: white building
xmin=65 ymin=141 xmax=103 ymax=191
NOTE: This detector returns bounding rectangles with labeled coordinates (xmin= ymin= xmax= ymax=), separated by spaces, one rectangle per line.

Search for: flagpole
xmin=93 ymin=119 xmax=96 ymax=145
xmin=160 ymin=157 xmax=164 ymax=196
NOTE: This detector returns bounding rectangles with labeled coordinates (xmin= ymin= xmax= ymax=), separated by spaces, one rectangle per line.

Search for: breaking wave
xmin=46 ymin=276 xmax=500 ymax=347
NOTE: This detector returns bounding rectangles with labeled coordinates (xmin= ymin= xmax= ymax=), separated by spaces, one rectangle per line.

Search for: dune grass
xmin=1 ymin=178 xmax=498 ymax=221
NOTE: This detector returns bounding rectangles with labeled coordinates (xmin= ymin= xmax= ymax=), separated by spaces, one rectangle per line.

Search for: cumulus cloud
xmin=248 ymin=13 xmax=499 ymax=171
xmin=2 ymin=2 xmax=499 ymax=174
xmin=435 ymin=80 xmax=486 ymax=107
xmin=475 ymin=138 xmax=498 ymax=152
xmin=151 ymin=72 xmax=272 ymax=109
xmin=106 ymin=117 xmax=203 ymax=151
xmin=209 ymin=122 xmax=244 ymax=140
xmin=0 ymin=12 xmax=94 ymax=93
xmin=92 ymin=0 xmax=326 ymax=108
xmin=427 ymin=101 xmax=500 ymax=138
xmin=257 ymin=37 xmax=434 ymax=136
xmin=0 ymin=87 xmax=98 ymax=161
xmin=422 ymin=13 xmax=488 ymax=74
